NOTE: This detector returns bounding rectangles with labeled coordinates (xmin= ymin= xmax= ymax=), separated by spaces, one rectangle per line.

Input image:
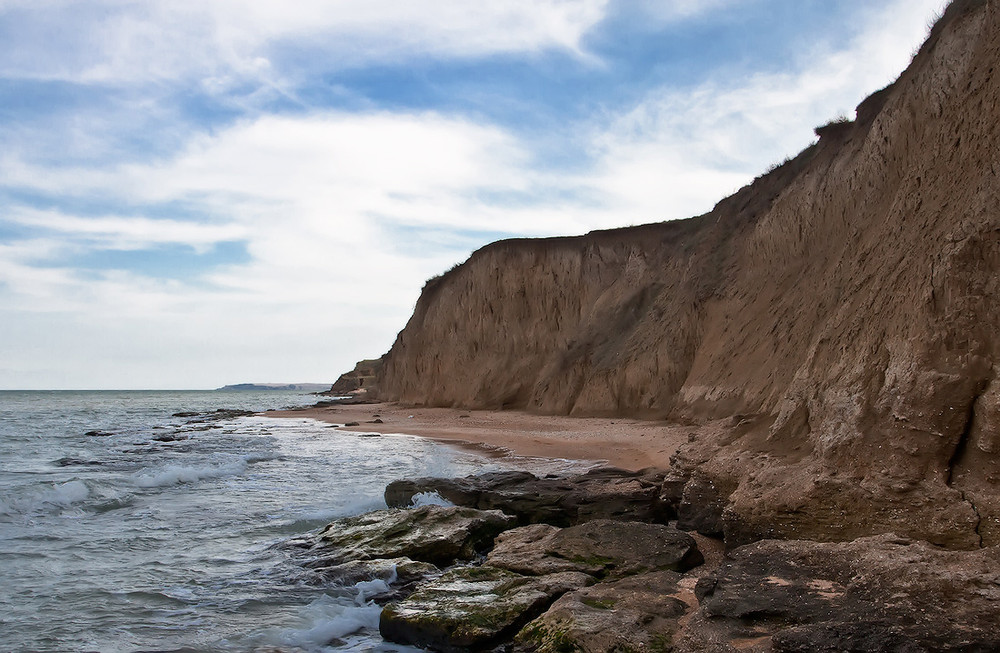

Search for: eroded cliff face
xmin=362 ymin=0 xmax=1000 ymax=548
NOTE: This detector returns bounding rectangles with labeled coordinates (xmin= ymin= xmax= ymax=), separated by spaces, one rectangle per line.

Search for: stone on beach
xmin=385 ymin=467 xmax=672 ymax=527
xmin=380 ymin=566 xmax=592 ymax=652
xmin=316 ymin=504 xmax=516 ymax=566
xmin=515 ymin=570 xmax=689 ymax=653
xmin=487 ymin=519 xmax=704 ymax=578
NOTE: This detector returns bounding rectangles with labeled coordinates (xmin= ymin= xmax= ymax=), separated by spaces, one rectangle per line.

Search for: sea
xmin=0 ymin=390 xmax=589 ymax=652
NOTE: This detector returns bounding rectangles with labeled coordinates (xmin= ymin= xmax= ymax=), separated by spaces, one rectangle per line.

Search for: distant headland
xmin=216 ymin=383 xmax=331 ymax=392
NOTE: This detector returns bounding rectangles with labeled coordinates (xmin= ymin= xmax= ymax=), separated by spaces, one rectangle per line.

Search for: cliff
xmin=325 ymin=358 xmax=384 ymax=398
xmin=351 ymin=0 xmax=1000 ymax=548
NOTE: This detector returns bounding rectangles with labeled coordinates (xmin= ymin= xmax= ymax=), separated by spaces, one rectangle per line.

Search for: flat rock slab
xmin=687 ymin=534 xmax=1000 ymax=651
xmin=317 ymin=505 xmax=516 ymax=567
xmin=380 ymin=566 xmax=592 ymax=652
xmin=516 ymin=570 xmax=689 ymax=652
xmin=385 ymin=467 xmax=671 ymax=526
xmin=488 ymin=519 xmax=704 ymax=578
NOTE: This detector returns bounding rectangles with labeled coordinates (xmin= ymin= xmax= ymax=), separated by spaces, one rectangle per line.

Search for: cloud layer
xmin=0 ymin=0 xmax=947 ymax=388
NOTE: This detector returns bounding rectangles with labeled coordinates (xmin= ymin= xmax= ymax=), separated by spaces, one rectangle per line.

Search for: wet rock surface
xmin=385 ymin=467 xmax=672 ymax=526
xmin=515 ymin=571 xmax=688 ymax=652
xmin=316 ymin=505 xmax=516 ymax=567
xmin=305 ymin=557 xmax=440 ymax=601
xmin=380 ymin=567 xmax=592 ymax=652
xmin=487 ymin=519 xmax=703 ymax=578
xmin=172 ymin=408 xmax=256 ymax=422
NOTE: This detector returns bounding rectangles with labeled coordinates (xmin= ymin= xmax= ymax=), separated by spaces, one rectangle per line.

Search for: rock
xmin=211 ymin=408 xmax=255 ymax=418
xmin=516 ymin=571 xmax=688 ymax=653
xmin=487 ymin=520 xmax=703 ymax=578
xmin=54 ymin=457 xmax=104 ymax=467
xmin=327 ymin=358 xmax=383 ymax=398
xmin=84 ymin=430 xmax=113 ymax=437
xmin=342 ymin=421 xmax=360 ymax=427
xmin=385 ymin=471 xmax=536 ymax=509
xmin=307 ymin=557 xmax=439 ymax=601
xmin=385 ymin=467 xmax=672 ymax=526
xmin=316 ymin=505 xmax=516 ymax=566
xmin=682 ymin=534 xmax=1000 ymax=651
xmin=676 ymin=471 xmax=733 ymax=537
xmin=380 ymin=566 xmax=591 ymax=652
xmin=174 ymin=409 xmax=255 ymax=423
xmin=151 ymin=433 xmax=188 ymax=442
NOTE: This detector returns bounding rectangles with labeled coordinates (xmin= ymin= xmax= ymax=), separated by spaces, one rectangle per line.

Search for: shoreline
xmin=263 ymin=401 xmax=697 ymax=471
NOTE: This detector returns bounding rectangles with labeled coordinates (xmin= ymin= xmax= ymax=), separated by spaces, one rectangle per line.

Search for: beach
xmin=265 ymin=402 xmax=697 ymax=471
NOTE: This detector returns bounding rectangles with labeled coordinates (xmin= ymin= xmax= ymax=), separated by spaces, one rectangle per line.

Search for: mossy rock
xmin=488 ymin=520 xmax=703 ymax=579
xmin=380 ymin=566 xmax=591 ymax=651
xmin=515 ymin=571 xmax=688 ymax=653
xmin=317 ymin=504 xmax=516 ymax=566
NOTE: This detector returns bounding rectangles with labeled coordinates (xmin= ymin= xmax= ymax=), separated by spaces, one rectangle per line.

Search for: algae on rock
xmin=317 ymin=504 xmax=516 ymax=566
xmin=380 ymin=566 xmax=592 ymax=652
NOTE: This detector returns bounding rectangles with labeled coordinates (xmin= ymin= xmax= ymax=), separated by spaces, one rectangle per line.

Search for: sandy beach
xmin=265 ymin=402 xmax=696 ymax=471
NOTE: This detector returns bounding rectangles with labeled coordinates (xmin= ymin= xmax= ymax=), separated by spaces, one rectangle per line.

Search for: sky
xmin=0 ymin=0 xmax=948 ymax=390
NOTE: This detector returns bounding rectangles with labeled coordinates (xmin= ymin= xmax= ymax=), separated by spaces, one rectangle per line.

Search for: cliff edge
xmin=347 ymin=0 xmax=1000 ymax=549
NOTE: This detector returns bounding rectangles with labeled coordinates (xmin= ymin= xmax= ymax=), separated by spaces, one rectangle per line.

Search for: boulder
xmin=682 ymin=534 xmax=1000 ymax=651
xmin=487 ymin=519 xmax=703 ymax=578
xmin=676 ymin=471 xmax=732 ymax=537
xmin=384 ymin=471 xmax=534 ymax=508
xmin=316 ymin=505 xmax=516 ymax=566
xmin=516 ymin=571 xmax=689 ymax=652
xmin=380 ymin=566 xmax=591 ymax=652
xmin=385 ymin=467 xmax=672 ymax=526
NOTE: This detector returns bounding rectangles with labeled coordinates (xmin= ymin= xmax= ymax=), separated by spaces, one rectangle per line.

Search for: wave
xmin=266 ymin=593 xmax=383 ymax=651
xmin=133 ymin=460 xmax=248 ymax=488
xmin=0 ymin=480 xmax=91 ymax=518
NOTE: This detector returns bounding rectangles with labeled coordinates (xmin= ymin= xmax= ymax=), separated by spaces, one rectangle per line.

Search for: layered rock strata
xmin=345 ymin=0 xmax=1000 ymax=549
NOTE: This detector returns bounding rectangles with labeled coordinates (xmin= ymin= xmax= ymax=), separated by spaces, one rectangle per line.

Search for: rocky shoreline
xmin=295 ymin=467 xmax=1000 ymax=652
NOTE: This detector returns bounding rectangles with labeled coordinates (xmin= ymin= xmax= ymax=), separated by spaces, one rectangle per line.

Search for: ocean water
xmin=0 ymin=390 xmax=587 ymax=652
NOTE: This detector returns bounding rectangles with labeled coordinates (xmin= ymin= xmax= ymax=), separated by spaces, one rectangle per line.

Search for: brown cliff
xmin=351 ymin=0 xmax=1000 ymax=548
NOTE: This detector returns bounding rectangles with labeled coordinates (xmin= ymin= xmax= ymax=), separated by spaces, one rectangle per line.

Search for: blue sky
xmin=0 ymin=0 xmax=946 ymax=389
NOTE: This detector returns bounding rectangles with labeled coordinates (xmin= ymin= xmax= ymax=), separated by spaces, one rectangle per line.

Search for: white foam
xmin=133 ymin=460 xmax=248 ymax=488
xmin=48 ymin=480 xmax=91 ymax=505
xmin=353 ymin=567 xmax=397 ymax=605
xmin=0 ymin=480 xmax=92 ymax=518
xmin=269 ymin=594 xmax=382 ymax=649
xmin=409 ymin=491 xmax=454 ymax=508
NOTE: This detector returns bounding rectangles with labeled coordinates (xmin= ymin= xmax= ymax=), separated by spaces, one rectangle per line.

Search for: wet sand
xmin=264 ymin=402 xmax=695 ymax=471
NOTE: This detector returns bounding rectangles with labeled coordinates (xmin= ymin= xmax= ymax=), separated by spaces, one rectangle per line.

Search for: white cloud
xmin=0 ymin=0 xmax=611 ymax=85
xmin=629 ymin=0 xmax=746 ymax=22
xmin=0 ymin=111 xmax=535 ymax=387
xmin=0 ymin=0 xmax=951 ymax=388
xmin=7 ymin=210 xmax=248 ymax=252
xmin=0 ymin=0 xmax=754 ymax=89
